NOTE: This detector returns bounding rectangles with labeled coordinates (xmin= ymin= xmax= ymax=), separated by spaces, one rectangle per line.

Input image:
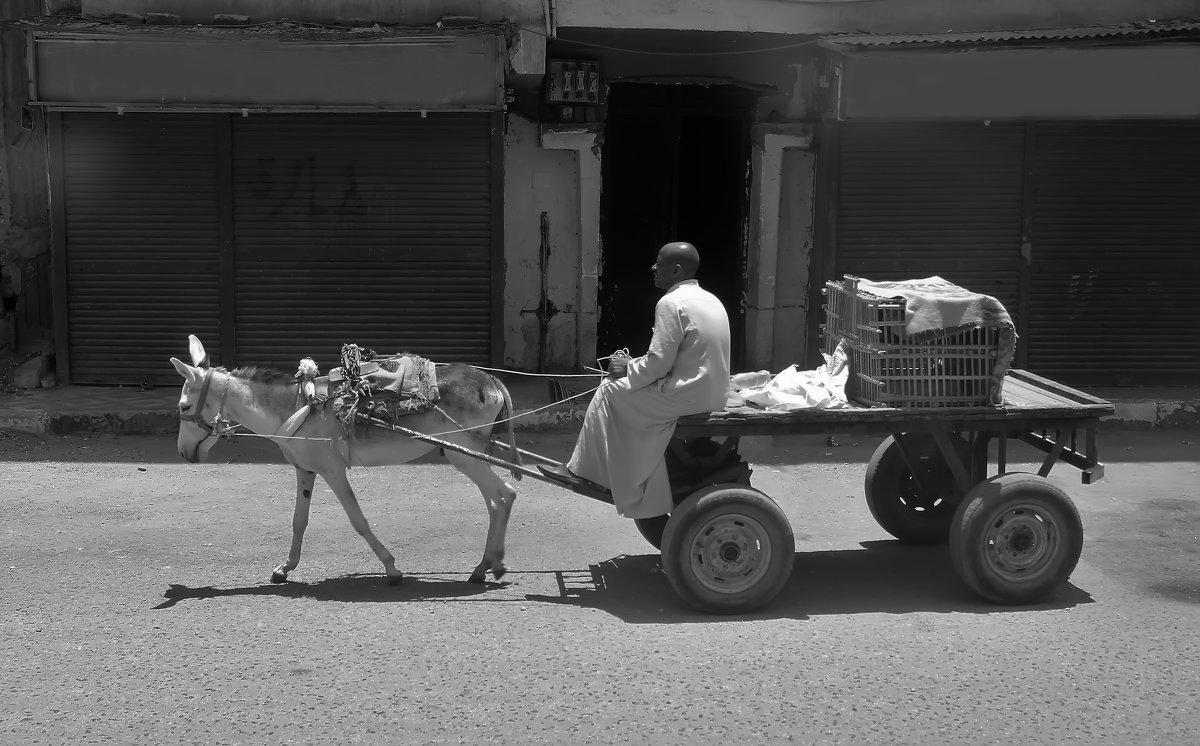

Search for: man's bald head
xmin=652 ymin=242 xmax=700 ymax=289
xmin=659 ymin=242 xmax=699 ymax=276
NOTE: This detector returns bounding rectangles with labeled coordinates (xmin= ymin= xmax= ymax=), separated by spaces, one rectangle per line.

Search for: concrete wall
xmin=83 ymin=0 xmax=545 ymax=25
xmin=502 ymin=114 xmax=584 ymax=371
xmin=557 ymin=0 xmax=1199 ymax=34
xmin=744 ymin=124 xmax=814 ymax=372
xmin=843 ymin=46 xmax=1200 ymax=119
xmin=34 ymin=35 xmax=505 ymax=108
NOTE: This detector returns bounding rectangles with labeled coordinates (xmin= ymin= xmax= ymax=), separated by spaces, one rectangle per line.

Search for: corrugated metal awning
xmin=820 ymin=19 xmax=1200 ymax=50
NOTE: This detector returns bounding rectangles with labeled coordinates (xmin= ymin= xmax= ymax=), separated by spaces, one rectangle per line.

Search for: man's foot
xmin=538 ymin=464 xmax=605 ymax=491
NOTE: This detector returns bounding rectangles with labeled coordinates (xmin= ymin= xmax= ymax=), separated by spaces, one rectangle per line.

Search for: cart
xmin=390 ymin=367 xmax=1113 ymax=615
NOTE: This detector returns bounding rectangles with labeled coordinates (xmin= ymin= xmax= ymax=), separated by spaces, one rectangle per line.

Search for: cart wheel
xmin=661 ymin=485 xmax=795 ymax=615
xmin=865 ymin=434 xmax=968 ymax=545
xmin=949 ymin=473 xmax=1083 ymax=604
xmin=634 ymin=514 xmax=670 ymax=550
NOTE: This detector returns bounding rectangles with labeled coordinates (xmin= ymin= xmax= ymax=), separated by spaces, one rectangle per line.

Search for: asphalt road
xmin=2 ymin=426 xmax=1198 ymax=745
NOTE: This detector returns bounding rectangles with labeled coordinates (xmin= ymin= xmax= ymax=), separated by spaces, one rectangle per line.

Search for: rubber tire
xmin=634 ymin=514 xmax=670 ymax=550
xmin=661 ymin=485 xmax=795 ymax=615
xmin=949 ymin=473 xmax=1084 ymax=604
xmin=865 ymin=434 xmax=968 ymax=545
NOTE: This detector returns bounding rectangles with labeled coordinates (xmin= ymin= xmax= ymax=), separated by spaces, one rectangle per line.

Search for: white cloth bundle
xmin=729 ymin=342 xmax=852 ymax=412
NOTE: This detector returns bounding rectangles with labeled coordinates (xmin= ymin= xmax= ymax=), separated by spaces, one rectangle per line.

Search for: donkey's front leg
xmin=271 ymin=467 xmax=316 ymax=584
xmin=323 ymin=468 xmax=404 ymax=585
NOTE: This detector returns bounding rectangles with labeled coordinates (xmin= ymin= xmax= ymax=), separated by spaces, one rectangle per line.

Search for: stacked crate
xmin=822 ymin=275 xmax=1013 ymax=408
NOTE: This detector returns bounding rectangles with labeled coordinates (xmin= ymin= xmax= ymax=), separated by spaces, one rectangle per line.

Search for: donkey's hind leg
xmin=444 ymin=449 xmax=518 ymax=583
xmin=271 ymin=467 xmax=316 ymax=583
xmin=323 ymin=467 xmax=405 ymax=585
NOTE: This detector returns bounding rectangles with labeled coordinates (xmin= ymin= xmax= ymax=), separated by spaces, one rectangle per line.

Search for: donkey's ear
xmin=170 ymin=357 xmax=198 ymax=381
xmin=187 ymin=334 xmax=210 ymax=368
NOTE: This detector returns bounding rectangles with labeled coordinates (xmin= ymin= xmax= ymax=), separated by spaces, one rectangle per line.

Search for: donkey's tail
xmin=491 ymin=375 xmax=522 ymax=481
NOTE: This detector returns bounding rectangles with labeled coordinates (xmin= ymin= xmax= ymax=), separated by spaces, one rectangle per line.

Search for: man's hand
xmin=607 ymin=348 xmax=630 ymax=380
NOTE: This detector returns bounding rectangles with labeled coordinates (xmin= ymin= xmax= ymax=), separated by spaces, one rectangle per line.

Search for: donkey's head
xmin=169 ymin=334 xmax=222 ymax=464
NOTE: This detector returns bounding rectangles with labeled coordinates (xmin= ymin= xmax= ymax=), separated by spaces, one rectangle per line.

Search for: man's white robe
xmin=568 ymin=279 xmax=730 ymax=519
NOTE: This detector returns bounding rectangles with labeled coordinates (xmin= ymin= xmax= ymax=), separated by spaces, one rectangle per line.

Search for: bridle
xmin=182 ymin=368 xmax=236 ymax=438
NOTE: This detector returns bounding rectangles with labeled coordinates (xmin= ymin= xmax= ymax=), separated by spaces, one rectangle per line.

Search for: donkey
xmin=170 ymin=335 xmax=519 ymax=586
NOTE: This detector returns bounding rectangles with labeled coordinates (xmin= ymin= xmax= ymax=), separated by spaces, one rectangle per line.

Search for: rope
xmin=443 ymin=363 xmax=603 ymax=379
xmin=419 ymin=382 xmax=601 ymax=438
xmin=233 ymin=431 xmax=333 ymax=442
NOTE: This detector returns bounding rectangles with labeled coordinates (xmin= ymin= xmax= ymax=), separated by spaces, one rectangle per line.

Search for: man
xmin=540 ymin=241 xmax=731 ymax=519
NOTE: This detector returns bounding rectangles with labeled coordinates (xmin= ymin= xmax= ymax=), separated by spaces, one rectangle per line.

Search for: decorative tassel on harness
xmin=296 ymin=357 xmax=319 ymax=404
xmin=276 ymin=357 xmax=321 ymax=438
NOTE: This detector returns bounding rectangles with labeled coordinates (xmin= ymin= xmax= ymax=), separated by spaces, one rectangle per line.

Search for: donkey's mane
xmin=229 ymin=366 xmax=294 ymax=385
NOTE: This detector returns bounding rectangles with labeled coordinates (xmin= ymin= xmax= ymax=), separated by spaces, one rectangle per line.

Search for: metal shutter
xmin=60 ymin=113 xmax=221 ymax=385
xmin=835 ymin=121 xmax=1026 ymax=320
xmin=231 ymin=113 xmax=495 ymax=372
xmin=1027 ymin=121 xmax=1200 ymax=385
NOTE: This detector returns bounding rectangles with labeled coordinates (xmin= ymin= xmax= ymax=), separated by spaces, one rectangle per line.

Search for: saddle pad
xmin=330 ymin=347 xmax=440 ymax=425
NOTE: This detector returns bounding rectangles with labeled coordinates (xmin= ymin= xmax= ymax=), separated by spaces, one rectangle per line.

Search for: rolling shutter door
xmin=1028 ymin=121 xmax=1200 ymax=385
xmin=61 ymin=113 xmax=221 ymax=385
xmin=836 ymin=121 xmax=1026 ymax=321
xmin=231 ymin=113 xmax=495 ymax=371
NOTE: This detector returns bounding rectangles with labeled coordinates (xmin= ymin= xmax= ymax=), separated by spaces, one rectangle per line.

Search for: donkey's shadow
xmin=154 ymin=573 xmax=502 ymax=609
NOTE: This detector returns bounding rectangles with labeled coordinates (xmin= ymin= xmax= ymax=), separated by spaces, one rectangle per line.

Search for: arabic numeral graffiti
xmin=245 ymin=156 xmax=367 ymax=217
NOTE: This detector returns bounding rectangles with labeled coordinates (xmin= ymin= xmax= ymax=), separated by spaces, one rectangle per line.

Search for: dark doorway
xmin=597 ymin=83 xmax=755 ymax=367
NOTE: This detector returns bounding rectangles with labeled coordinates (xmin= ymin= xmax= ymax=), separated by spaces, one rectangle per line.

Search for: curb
xmin=1100 ymin=398 xmax=1200 ymax=430
xmin=0 ymin=413 xmax=47 ymax=434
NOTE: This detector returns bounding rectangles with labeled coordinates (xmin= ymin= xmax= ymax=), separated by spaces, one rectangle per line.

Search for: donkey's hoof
xmin=468 ymin=569 xmax=486 ymax=584
xmin=386 ymin=573 xmax=405 ymax=586
xmin=270 ymin=570 xmax=288 ymax=584
xmin=492 ymin=565 xmax=507 ymax=581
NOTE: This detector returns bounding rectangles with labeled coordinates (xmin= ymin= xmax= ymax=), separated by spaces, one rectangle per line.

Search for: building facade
xmin=2 ymin=0 xmax=1197 ymax=387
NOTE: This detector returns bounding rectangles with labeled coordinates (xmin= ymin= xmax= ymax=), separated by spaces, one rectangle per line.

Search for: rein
xmin=194 ymin=364 xmax=604 ymax=444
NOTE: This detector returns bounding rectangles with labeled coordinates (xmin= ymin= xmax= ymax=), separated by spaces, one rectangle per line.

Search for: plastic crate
xmin=822 ymin=275 xmax=1013 ymax=408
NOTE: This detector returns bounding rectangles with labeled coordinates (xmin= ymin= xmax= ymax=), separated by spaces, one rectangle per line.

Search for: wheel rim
xmin=686 ymin=512 xmax=772 ymax=594
xmin=982 ymin=502 xmax=1060 ymax=582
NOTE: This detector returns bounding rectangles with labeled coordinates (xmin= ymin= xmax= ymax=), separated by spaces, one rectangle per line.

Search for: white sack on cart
xmin=729 ymin=341 xmax=852 ymax=412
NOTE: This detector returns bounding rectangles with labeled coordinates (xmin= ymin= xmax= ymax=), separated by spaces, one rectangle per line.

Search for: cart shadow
xmin=152 ymin=572 xmax=505 ymax=609
xmin=523 ymin=541 xmax=1094 ymax=623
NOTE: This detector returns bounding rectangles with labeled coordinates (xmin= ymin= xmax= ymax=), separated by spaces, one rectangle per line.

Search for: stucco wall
xmin=502 ymin=114 xmax=582 ymax=372
xmin=557 ymin=0 xmax=1199 ymax=34
xmin=1 ymin=11 xmax=52 ymax=351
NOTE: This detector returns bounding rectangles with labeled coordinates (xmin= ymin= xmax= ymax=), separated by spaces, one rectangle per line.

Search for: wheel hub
xmin=984 ymin=505 xmax=1057 ymax=579
xmin=689 ymin=513 xmax=771 ymax=594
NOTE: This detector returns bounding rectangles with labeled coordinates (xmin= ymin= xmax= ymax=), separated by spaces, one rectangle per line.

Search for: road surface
xmin=2 ymin=426 xmax=1198 ymax=744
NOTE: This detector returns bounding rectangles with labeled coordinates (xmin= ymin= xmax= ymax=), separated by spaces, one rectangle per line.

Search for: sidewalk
xmin=0 ymin=375 xmax=593 ymax=436
xmin=0 ymin=378 xmax=1196 ymax=436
